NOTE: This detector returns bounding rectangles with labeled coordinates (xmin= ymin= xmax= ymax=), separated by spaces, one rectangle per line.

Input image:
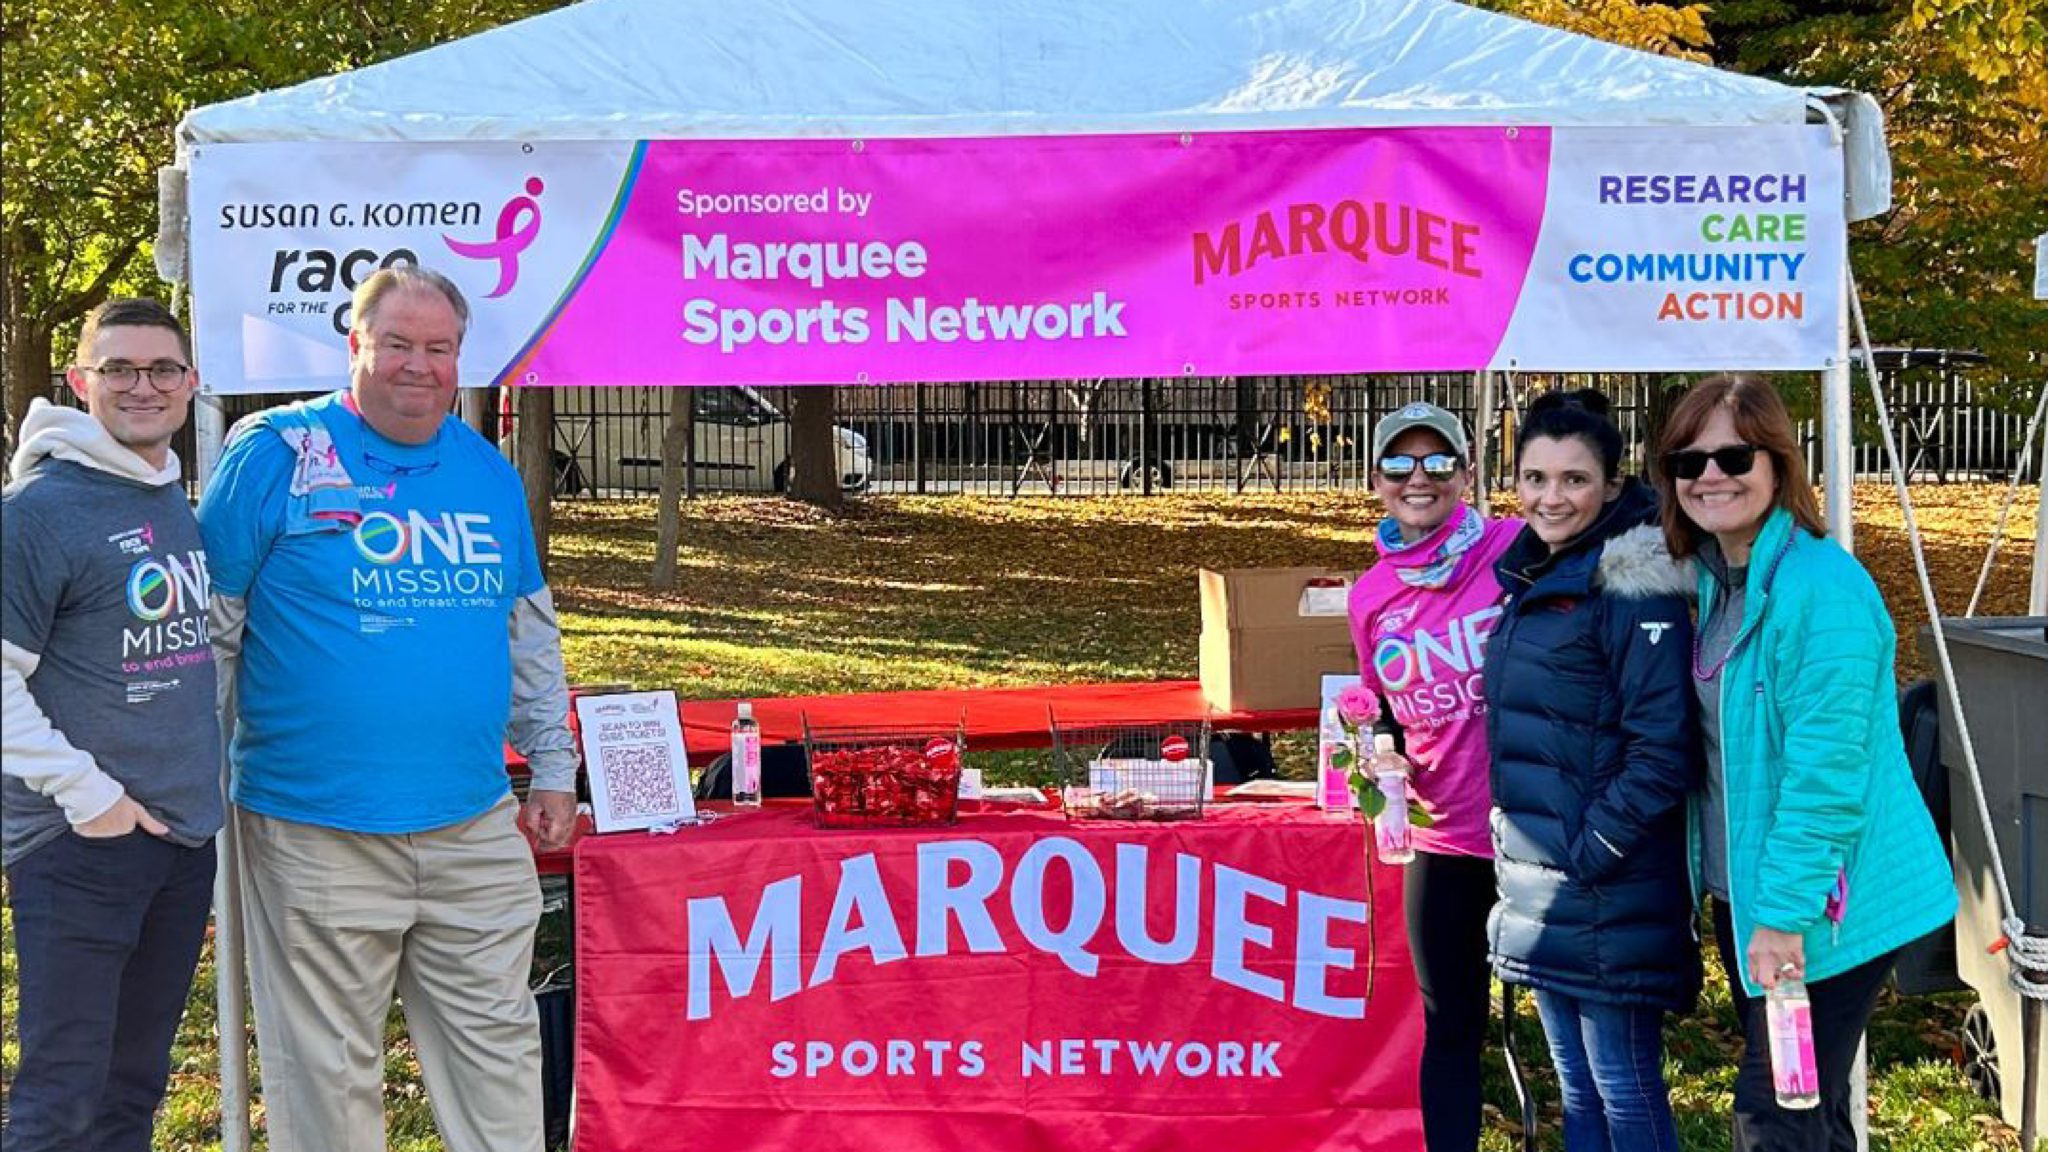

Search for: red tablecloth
xmin=571 ymin=802 xmax=1422 ymax=1152
xmin=510 ymin=680 xmax=1319 ymax=770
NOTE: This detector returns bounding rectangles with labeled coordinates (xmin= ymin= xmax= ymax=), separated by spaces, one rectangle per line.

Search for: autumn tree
xmin=1 ymin=0 xmax=567 ymax=442
xmin=1710 ymin=0 xmax=2047 ymax=395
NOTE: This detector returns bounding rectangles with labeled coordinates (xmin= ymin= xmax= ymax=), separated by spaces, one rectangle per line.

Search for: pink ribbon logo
xmin=446 ymin=177 xmax=543 ymax=298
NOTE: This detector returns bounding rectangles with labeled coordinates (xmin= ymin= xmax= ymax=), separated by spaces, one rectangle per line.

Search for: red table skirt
xmin=570 ymin=802 xmax=1421 ymax=1151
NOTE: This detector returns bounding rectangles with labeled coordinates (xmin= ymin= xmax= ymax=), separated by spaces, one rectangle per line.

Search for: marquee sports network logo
xmin=445 ymin=177 xmax=544 ymax=298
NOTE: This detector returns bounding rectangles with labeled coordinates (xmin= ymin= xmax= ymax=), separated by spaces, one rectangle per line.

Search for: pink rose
xmin=1336 ymin=684 xmax=1380 ymax=728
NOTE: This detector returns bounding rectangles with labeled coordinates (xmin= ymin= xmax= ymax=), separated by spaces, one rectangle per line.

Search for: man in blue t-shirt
xmin=200 ymin=267 xmax=579 ymax=1152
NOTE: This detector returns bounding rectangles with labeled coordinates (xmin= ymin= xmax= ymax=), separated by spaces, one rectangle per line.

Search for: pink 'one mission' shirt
xmin=1346 ymin=514 xmax=1522 ymax=857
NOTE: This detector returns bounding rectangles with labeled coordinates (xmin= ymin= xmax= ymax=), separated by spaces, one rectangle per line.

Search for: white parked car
xmin=524 ymin=385 xmax=871 ymax=495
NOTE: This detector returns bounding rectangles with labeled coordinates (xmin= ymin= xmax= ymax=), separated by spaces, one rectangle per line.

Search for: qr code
xmin=598 ymin=744 xmax=681 ymax=818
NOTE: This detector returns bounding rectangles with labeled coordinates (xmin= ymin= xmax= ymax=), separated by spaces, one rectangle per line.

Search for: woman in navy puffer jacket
xmin=1484 ymin=391 xmax=1701 ymax=1152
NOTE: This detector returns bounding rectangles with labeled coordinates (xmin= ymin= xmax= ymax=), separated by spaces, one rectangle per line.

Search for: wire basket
xmin=804 ymin=717 xmax=967 ymax=829
xmin=1051 ymin=716 xmax=1212 ymax=821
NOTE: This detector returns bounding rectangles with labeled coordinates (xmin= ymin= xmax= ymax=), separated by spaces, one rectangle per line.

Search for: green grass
xmin=2 ymin=486 xmax=2039 ymax=1149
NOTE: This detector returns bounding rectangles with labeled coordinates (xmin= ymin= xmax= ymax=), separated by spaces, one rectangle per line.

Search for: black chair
xmin=1208 ymin=731 xmax=1278 ymax=785
xmin=694 ymin=744 xmax=813 ymax=801
xmin=534 ymin=968 xmax=573 ymax=1151
xmin=1892 ymin=679 xmax=1965 ymax=994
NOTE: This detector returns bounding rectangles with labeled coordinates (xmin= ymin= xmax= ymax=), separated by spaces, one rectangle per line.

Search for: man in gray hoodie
xmin=1 ymin=298 xmax=222 ymax=1152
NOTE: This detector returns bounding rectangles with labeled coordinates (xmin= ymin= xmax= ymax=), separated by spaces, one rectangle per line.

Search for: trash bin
xmin=1918 ymin=616 xmax=2048 ymax=1134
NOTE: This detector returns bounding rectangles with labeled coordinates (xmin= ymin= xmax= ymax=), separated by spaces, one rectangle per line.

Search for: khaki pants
xmin=239 ymin=797 xmax=544 ymax=1152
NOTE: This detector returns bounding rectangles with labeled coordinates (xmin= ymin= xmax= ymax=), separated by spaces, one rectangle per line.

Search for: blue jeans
xmin=1531 ymin=989 xmax=1680 ymax=1152
xmin=2 ymin=831 xmax=216 ymax=1152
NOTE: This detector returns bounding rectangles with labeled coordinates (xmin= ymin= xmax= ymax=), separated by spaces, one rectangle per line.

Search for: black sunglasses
xmin=1663 ymin=444 xmax=1761 ymax=481
xmin=1378 ymin=453 xmax=1462 ymax=482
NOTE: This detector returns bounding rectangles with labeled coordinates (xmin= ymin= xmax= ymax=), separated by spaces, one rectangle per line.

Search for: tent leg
xmin=1472 ymin=371 xmax=1495 ymax=518
xmin=214 ymin=812 xmax=252 ymax=1152
xmin=459 ymin=388 xmax=489 ymax=436
xmin=195 ymin=393 xmax=228 ymax=489
xmin=1850 ymin=1035 xmax=1869 ymax=1152
xmin=2032 ymin=408 xmax=2046 ymax=615
xmin=1823 ymin=268 xmax=1855 ymax=553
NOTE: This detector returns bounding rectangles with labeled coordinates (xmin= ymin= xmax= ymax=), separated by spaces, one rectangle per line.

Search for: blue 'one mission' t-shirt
xmin=198 ymin=391 xmax=543 ymax=833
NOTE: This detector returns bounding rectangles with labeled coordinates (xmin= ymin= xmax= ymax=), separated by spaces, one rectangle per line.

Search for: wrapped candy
xmin=809 ymin=734 xmax=965 ymax=828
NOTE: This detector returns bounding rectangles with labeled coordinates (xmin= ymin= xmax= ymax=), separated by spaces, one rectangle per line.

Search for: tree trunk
xmin=480 ymin=385 xmax=503 ymax=446
xmin=514 ymin=386 xmax=557 ymax=574
xmin=3 ymin=320 xmax=55 ymax=459
xmin=3 ymin=226 xmax=141 ymax=453
xmin=785 ymin=387 xmax=843 ymax=511
xmin=2 ymin=232 xmax=56 ymax=454
xmin=1645 ymin=378 xmax=1686 ymax=469
xmin=650 ymin=388 xmax=695 ymax=589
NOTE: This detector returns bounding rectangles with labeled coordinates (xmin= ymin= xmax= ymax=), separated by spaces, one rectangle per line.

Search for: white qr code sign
xmin=573 ymin=690 xmax=696 ymax=832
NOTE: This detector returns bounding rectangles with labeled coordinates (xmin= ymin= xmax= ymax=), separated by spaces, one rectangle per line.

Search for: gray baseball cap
xmin=1371 ymin=401 xmax=1471 ymax=462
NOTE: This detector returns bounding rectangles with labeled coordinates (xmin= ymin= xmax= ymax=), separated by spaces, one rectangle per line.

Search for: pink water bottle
xmin=730 ymin=702 xmax=762 ymax=808
xmin=1371 ymin=733 xmax=1414 ymax=865
xmin=1765 ymin=968 xmax=1820 ymax=1109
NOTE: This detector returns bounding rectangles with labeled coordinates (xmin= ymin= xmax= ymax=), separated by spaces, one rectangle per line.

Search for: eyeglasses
xmin=1378 ymin=453 xmax=1462 ymax=482
xmin=1663 ymin=444 xmax=1761 ymax=481
xmin=80 ymin=361 xmax=190 ymax=393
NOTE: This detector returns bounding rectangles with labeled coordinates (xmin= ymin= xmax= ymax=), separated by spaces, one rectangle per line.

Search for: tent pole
xmin=459 ymin=388 xmax=488 ymax=435
xmin=213 ymin=816 xmax=253 ymax=1152
xmin=1823 ymin=265 xmax=1855 ymax=553
xmin=1471 ymin=371 xmax=1495 ymax=517
xmin=2031 ymin=406 xmax=2046 ymax=615
xmin=194 ymin=387 xmax=253 ymax=1149
xmin=195 ymin=393 xmax=227 ymax=489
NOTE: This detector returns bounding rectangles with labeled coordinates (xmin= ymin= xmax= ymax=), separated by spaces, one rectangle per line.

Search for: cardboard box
xmin=1198 ymin=567 xmax=1358 ymax=713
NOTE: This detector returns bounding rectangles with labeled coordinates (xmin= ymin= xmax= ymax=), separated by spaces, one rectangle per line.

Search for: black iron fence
xmin=516 ymin=372 xmax=2041 ymax=499
xmin=49 ymin=370 xmax=2040 ymax=500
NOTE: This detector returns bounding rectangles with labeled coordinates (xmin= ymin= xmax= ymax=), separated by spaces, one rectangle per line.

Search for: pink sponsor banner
xmin=573 ymin=803 xmax=1421 ymax=1152
xmin=511 ymin=128 xmax=1550 ymax=386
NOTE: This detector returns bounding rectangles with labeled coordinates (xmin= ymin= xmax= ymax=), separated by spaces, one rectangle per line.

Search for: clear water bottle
xmin=1765 ymin=968 xmax=1821 ymax=1109
xmin=1371 ymin=732 xmax=1414 ymax=865
xmin=730 ymin=702 xmax=762 ymax=808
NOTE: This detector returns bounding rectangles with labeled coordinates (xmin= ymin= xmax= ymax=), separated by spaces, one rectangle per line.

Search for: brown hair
xmin=77 ymin=297 xmax=190 ymax=363
xmin=1653 ymin=374 xmax=1827 ymax=558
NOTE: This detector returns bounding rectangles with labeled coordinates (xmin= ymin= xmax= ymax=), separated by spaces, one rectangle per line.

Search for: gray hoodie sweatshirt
xmin=2 ymin=399 xmax=224 ymax=864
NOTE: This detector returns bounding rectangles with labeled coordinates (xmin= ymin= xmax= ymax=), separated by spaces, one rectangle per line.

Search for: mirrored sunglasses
xmin=1663 ymin=444 xmax=1761 ymax=481
xmin=1378 ymin=453 xmax=1462 ymax=482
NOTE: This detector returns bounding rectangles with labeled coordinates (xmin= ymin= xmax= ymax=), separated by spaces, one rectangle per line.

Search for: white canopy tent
xmin=171 ymin=0 xmax=1894 ymax=525
xmin=179 ymin=0 xmax=1889 ymax=147
xmin=168 ymin=1 xmax=1916 ymax=1147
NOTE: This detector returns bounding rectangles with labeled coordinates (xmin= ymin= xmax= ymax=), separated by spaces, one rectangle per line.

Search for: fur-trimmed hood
xmin=1596 ymin=523 xmax=1695 ymax=600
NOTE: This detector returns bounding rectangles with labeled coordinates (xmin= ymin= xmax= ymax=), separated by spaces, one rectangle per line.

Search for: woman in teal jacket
xmin=1655 ymin=375 xmax=1955 ymax=1151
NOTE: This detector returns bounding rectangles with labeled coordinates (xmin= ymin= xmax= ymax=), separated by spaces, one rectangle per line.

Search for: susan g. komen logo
xmin=126 ymin=552 xmax=207 ymax=621
xmin=445 ymin=177 xmax=543 ymax=298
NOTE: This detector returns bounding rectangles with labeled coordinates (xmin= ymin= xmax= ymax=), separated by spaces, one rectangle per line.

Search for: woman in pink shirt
xmin=1347 ymin=402 xmax=1520 ymax=1152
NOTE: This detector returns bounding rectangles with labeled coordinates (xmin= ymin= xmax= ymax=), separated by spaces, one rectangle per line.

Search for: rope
xmin=1964 ymin=380 xmax=2048 ymax=617
xmin=1846 ymin=269 xmax=2048 ymax=1001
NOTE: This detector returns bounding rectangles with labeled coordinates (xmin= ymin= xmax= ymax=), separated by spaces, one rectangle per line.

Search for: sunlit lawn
xmin=1 ymin=483 xmax=2038 ymax=1149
